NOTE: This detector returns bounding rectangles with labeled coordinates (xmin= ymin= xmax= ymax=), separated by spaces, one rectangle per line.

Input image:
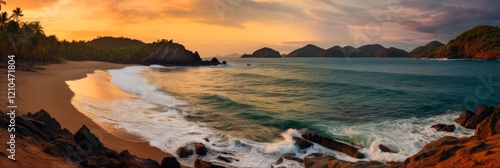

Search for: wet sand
xmin=0 ymin=61 xmax=171 ymax=162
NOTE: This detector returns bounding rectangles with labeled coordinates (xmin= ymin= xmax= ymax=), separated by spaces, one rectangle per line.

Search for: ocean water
xmin=70 ymin=58 xmax=499 ymax=167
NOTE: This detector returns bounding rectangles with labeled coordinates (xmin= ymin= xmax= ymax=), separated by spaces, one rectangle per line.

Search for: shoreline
xmin=0 ymin=61 xmax=171 ymax=162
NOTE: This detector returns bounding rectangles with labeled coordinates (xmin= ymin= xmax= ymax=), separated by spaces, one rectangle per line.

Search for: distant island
xmin=240 ymin=25 xmax=499 ymax=60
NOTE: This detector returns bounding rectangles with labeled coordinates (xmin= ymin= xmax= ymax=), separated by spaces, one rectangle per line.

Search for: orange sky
xmin=5 ymin=0 xmax=499 ymax=57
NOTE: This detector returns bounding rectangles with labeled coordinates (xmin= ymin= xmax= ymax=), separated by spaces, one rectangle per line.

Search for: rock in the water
xmin=293 ymin=137 xmax=314 ymax=149
xmin=464 ymin=106 xmax=494 ymax=129
xmin=177 ymin=146 xmax=194 ymax=158
xmin=222 ymin=61 xmax=227 ymax=64
xmin=302 ymin=132 xmax=365 ymax=159
xmin=217 ymin=155 xmax=239 ymax=163
xmin=378 ymin=144 xmax=398 ymax=153
xmin=454 ymin=110 xmax=474 ymax=126
xmin=275 ymin=153 xmax=303 ymax=164
xmin=195 ymin=143 xmax=208 ymax=156
xmin=303 ymin=155 xmax=387 ymax=168
xmin=475 ymin=105 xmax=500 ymax=139
xmin=194 ymin=159 xmax=225 ymax=168
xmin=430 ymin=124 xmax=456 ymax=132
xmin=160 ymin=156 xmax=181 ymax=168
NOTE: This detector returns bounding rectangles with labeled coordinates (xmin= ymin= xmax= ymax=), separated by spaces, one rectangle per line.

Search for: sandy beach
xmin=0 ymin=61 xmax=171 ymax=162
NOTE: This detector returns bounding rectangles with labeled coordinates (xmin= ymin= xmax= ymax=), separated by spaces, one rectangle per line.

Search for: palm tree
xmin=0 ymin=0 xmax=6 ymax=11
xmin=0 ymin=12 xmax=8 ymax=26
xmin=11 ymin=7 xmax=22 ymax=22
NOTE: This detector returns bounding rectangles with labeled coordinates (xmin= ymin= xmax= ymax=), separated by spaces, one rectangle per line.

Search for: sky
xmin=6 ymin=0 xmax=500 ymax=57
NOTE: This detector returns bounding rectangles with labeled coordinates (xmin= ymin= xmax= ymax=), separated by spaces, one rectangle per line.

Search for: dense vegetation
xmin=0 ymin=2 xmax=182 ymax=68
xmin=420 ymin=25 xmax=500 ymax=59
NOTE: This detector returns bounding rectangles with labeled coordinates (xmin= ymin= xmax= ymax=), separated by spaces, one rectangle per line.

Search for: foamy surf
xmin=68 ymin=65 xmax=478 ymax=167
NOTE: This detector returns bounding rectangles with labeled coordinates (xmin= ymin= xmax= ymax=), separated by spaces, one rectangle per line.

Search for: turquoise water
xmin=143 ymin=58 xmax=499 ymax=142
xmin=74 ymin=58 xmax=499 ymax=167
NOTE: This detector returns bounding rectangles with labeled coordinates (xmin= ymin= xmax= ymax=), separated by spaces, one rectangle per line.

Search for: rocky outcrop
xmin=302 ymin=133 xmax=365 ymax=159
xmin=241 ymin=47 xmax=281 ymax=58
xmin=454 ymin=106 xmax=494 ymax=128
xmin=286 ymin=44 xmax=325 ymax=57
xmin=144 ymin=42 xmax=226 ymax=66
xmin=400 ymin=135 xmax=499 ymax=168
xmin=400 ymin=105 xmax=500 ymax=168
xmin=475 ymin=105 xmax=499 ymax=139
xmin=430 ymin=124 xmax=456 ymax=132
xmin=0 ymin=109 xmax=177 ymax=168
xmin=303 ymin=154 xmax=387 ymax=168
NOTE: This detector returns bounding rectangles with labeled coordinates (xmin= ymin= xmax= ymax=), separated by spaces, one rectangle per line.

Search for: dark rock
xmin=303 ymin=155 xmax=387 ymax=168
xmin=26 ymin=109 xmax=63 ymax=136
xmin=176 ymin=146 xmax=194 ymax=158
xmin=293 ymin=137 xmax=314 ymax=149
xmin=378 ymin=144 xmax=398 ymax=153
xmin=118 ymin=150 xmax=160 ymax=168
xmin=0 ymin=109 xmax=164 ymax=168
xmin=195 ymin=143 xmax=208 ymax=155
xmin=145 ymin=43 xmax=203 ymax=65
xmin=194 ymin=159 xmax=226 ymax=168
xmin=302 ymin=132 xmax=365 ymax=159
xmin=430 ymin=124 xmax=456 ymax=132
xmin=475 ymin=105 xmax=500 ymax=139
xmin=454 ymin=110 xmax=474 ymax=126
xmin=222 ymin=61 xmax=227 ymax=64
xmin=276 ymin=153 xmax=303 ymax=164
xmin=160 ymin=156 xmax=181 ymax=168
xmin=464 ymin=106 xmax=494 ymax=129
xmin=74 ymin=125 xmax=104 ymax=150
xmin=204 ymin=138 xmax=210 ymax=142
xmin=217 ymin=155 xmax=239 ymax=163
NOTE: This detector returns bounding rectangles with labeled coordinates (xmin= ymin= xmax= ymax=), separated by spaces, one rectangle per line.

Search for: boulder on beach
xmin=160 ymin=157 xmax=181 ymax=168
xmin=195 ymin=143 xmax=208 ymax=156
xmin=176 ymin=146 xmax=194 ymax=158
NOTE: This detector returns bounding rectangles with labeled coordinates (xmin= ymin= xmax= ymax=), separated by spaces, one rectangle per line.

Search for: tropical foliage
xmin=420 ymin=25 xmax=500 ymax=59
xmin=0 ymin=2 xmax=180 ymax=68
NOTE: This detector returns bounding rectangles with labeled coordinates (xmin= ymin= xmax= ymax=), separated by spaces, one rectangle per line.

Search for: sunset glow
xmin=10 ymin=0 xmax=500 ymax=56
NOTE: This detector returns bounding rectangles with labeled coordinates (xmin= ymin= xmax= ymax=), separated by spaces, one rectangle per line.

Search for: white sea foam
xmin=70 ymin=65 xmax=476 ymax=167
xmin=326 ymin=112 xmax=475 ymax=162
